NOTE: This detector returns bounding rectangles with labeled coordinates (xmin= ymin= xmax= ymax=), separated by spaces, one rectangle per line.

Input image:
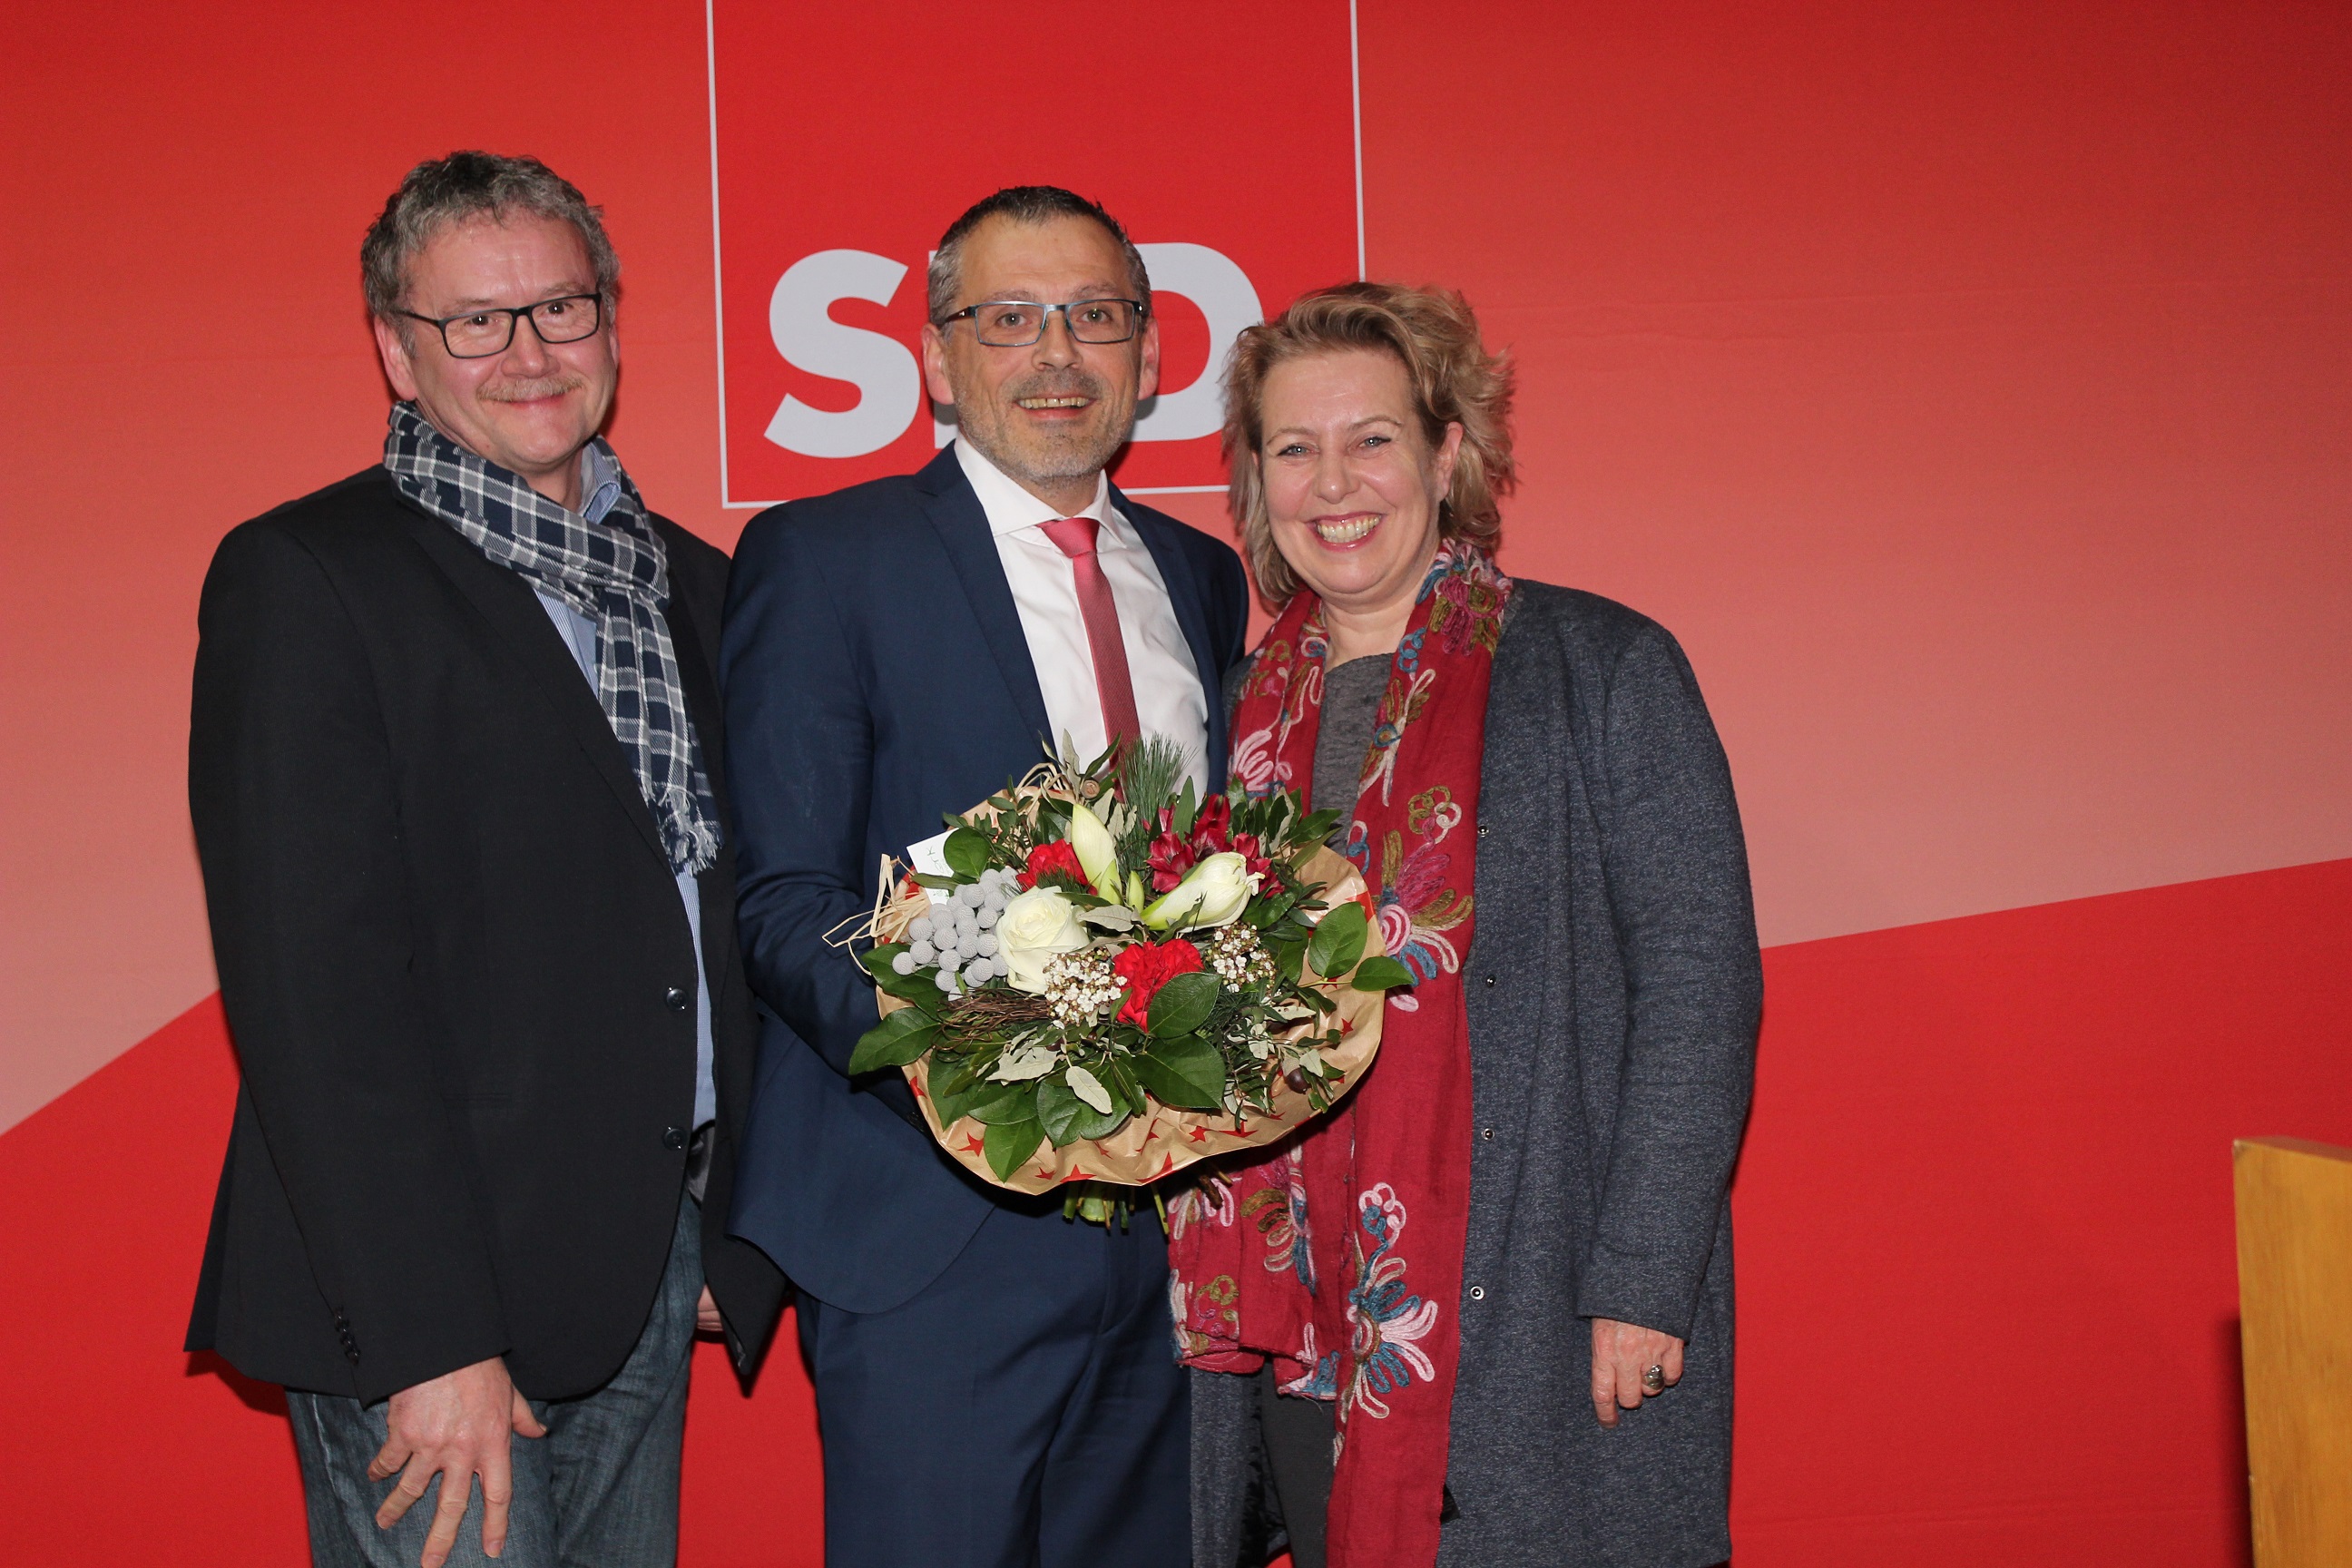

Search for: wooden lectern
xmin=2233 ymin=1136 xmax=2352 ymax=1566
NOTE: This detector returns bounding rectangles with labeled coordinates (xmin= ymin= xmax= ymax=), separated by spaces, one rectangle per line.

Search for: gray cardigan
xmin=1193 ymin=583 xmax=1762 ymax=1568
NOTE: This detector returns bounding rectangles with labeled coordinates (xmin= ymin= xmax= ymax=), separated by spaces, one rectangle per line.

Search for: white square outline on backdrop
xmin=703 ymin=0 xmax=1367 ymax=507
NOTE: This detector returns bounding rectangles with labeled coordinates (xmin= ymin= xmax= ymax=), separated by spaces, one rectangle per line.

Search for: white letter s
xmin=764 ymin=250 xmax=920 ymax=458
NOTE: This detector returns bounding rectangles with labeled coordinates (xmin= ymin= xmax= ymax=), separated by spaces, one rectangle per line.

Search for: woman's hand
xmin=1590 ymin=1318 xmax=1684 ymax=1428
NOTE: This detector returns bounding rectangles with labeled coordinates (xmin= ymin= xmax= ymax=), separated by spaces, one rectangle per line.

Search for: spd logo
xmin=708 ymin=0 xmax=1358 ymax=505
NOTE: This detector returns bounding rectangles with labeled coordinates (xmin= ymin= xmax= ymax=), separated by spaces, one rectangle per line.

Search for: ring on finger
xmin=1642 ymin=1363 xmax=1666 ymax=1395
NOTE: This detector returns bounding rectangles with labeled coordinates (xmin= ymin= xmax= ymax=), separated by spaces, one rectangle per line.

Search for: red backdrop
xmin=4 ymin=2 xmax=2347 ymax=1563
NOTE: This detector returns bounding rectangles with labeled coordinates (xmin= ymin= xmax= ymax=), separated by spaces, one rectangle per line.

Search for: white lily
xmin=1065 ymin=800 xmax=1122 ymax=901
xmin=1142 ymin=851 xmax=1261 ymax=931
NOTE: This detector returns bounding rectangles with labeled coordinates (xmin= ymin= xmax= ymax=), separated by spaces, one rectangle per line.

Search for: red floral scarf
xmin=1169 ymin=543 xmax=1511 ymax=1567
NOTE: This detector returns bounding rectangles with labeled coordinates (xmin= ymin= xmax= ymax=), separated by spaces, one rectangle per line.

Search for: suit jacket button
xmin=662 ymin=1125 xmax=689 ymax=1151
xmin=665 ymin=985 xmax=690 ymax=1012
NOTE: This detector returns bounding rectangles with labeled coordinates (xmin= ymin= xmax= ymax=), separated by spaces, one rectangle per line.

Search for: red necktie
xmin=1036 ymin=515 xmax=1142 ymax=750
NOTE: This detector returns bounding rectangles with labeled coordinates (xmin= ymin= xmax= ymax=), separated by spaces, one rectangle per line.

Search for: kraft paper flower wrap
xmin=843 ymin=741 xmax=1407 ymax=1206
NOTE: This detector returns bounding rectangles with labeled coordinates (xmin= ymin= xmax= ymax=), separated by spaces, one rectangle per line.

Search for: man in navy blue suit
xmin=720 ymin=188 xmax=1250 ymax=1568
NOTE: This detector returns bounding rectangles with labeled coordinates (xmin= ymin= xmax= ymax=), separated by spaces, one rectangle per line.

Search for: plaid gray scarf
xmin=384 ymin=402 xmax=720 ymax=874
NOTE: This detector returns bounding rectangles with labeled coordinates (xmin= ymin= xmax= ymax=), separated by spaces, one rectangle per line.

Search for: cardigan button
xmin=1480 ymin=1127 xmax=1494 ymax=1142
xmin=1468 ymin=1286 xmax=1485 ymax=1301
xmin=1476 ymin=823 xmax=1489 ymax=838
xmin=1482 ymin=975 xmax=1495 ymax=987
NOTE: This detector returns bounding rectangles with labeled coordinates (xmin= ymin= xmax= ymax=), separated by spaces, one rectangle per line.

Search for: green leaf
xmin=943 ymin=827 xmax=993 ymax=878
xmin=926 ymin=1062 xmax=985 ymax=1125
xmin=965 ymin=1080 xmax=1040 ymax=1125
xmin=1064 ymin=1063 xmax=1109 ymax=1112
xmin=1075 ymin=1102 xmax=1131 ymax=1140
xmin=1264 ymin=935 xmax=1308 ymax=985
xmin=1308 ymin=902 xmax=1370 ymax=980
xmin=1247 ymin=889 xmax=1301 ymax=930
xmin=984 ymin=1118 xmax=1045 ymax=1181
xmin=1172 ymin=776 xmax=1198 ymax=838
xmin=1101 ymin=1056 xmax=1147 ymax=1117
xmin=1350 ymin=955 xmax=1416 ymax=992
xmin=862 ymin=945 xmax=942 ymax=1008
xmin=1147 ymin=970 xmax=1220 ymax=1039
xmin=1296 ymin=808 xmax=1342 ymax=846
xmin=1133 ymin=1033 xmax=1227 ymax=1111
xmin=1039 ymin=1067 xmax=1129 ymax=1142
xmin=847 ymin=1009 xmax=938 ymax=1074
xmin=1034 ymin=1081 xmax=1087 ymax=1146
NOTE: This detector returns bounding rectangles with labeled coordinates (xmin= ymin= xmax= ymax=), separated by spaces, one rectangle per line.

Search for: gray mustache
xmin=482 ymin=375 xmax=586 ymax=403
xmin=1005 ymin=373 xmax=1108 ymax=403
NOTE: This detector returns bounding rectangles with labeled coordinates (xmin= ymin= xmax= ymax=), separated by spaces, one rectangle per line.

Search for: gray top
xmin=1310 ymin=656 xmax=1390 ymax=817
xmin=1194 ymin=583 xmax=1761 ymax=1568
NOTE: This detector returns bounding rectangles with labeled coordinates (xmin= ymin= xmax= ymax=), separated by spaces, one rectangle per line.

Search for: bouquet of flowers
xmin=845 ymin=740 xmax=1411 ymax=1201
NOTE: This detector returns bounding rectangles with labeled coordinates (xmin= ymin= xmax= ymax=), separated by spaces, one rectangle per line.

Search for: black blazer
xmin=185 ymin=466 xmax=785 ymax=1404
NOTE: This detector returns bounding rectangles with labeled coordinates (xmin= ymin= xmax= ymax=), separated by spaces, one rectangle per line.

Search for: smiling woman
xmin=1177 ymin=282 xmax=1761 ymax=1568
xmin=1222 ymin=283 xmax=1514 ymax=629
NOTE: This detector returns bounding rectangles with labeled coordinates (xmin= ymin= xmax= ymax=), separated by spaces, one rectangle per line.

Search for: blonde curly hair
xmin=1222 ymin=281 xmax=1515 ymax=609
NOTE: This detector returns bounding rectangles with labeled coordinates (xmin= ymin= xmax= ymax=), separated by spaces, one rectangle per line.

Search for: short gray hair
xmin=926 ymin=185 xmax=1150 ymax=322
xmin=361 ymin=151 xmax=620 ymax=325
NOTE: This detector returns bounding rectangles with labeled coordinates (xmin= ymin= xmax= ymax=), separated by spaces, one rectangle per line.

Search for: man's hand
xmin=368 ymin=1356 xmax=547 ymax=1567
xmin=696 ymin=1286 xmax=724 ymax=1337
xmin=1590 ymin=1318 xmax=1684 ymax=1428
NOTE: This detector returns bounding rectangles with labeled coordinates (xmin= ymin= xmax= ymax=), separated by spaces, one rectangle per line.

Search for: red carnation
xmin=1112 ymin=938 xmax=1205 ymax=1028
xmin=1019 ymin=838 xmax=1090 ymax=891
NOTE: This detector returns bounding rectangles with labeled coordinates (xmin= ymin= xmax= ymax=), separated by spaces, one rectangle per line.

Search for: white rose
xmin=995 ymin=886 xmax=1089 ymax=992
xmin=1142 ymin=851 xmax=1260 ymax=931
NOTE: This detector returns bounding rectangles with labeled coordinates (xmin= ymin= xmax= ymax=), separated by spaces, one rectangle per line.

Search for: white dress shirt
xmin=954 ymin=439 xmax=1210 ymax=794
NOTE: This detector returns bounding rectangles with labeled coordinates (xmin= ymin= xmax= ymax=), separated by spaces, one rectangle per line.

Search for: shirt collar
xmin=953 ymin=438 xmax=1115 ymax=541
xmin=579 ymin=443 xmax=624 ymax=524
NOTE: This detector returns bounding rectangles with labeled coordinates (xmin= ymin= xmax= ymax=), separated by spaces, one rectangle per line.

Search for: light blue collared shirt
xmin=532 ymin=447 xmax=716 ymax=1128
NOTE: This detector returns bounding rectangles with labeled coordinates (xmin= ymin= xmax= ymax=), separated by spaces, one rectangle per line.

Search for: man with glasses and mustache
xmin=721 ymin=187 xmax=1249 ymax=1567
xmin=185 ymin=152 xmax=784 ymax=1568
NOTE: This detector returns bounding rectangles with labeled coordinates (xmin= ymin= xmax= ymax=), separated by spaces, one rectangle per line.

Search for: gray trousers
xmin=287 ymin=1195 xmax=701 ymax=1568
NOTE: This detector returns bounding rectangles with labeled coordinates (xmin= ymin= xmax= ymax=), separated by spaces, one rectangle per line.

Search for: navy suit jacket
xmin=720 ymin=446 xmax=1250 ymax=1312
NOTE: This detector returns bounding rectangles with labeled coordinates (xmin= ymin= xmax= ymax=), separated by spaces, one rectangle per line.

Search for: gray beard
xmin=958 ymin=419 xmax=1128 ymax=492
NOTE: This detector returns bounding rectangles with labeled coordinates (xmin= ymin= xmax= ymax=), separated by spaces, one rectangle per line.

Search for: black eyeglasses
xmin=396 ymin=294 xmax=604 ymax=358
xmin=934 ymin=298 xmax=1147 ymax=348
